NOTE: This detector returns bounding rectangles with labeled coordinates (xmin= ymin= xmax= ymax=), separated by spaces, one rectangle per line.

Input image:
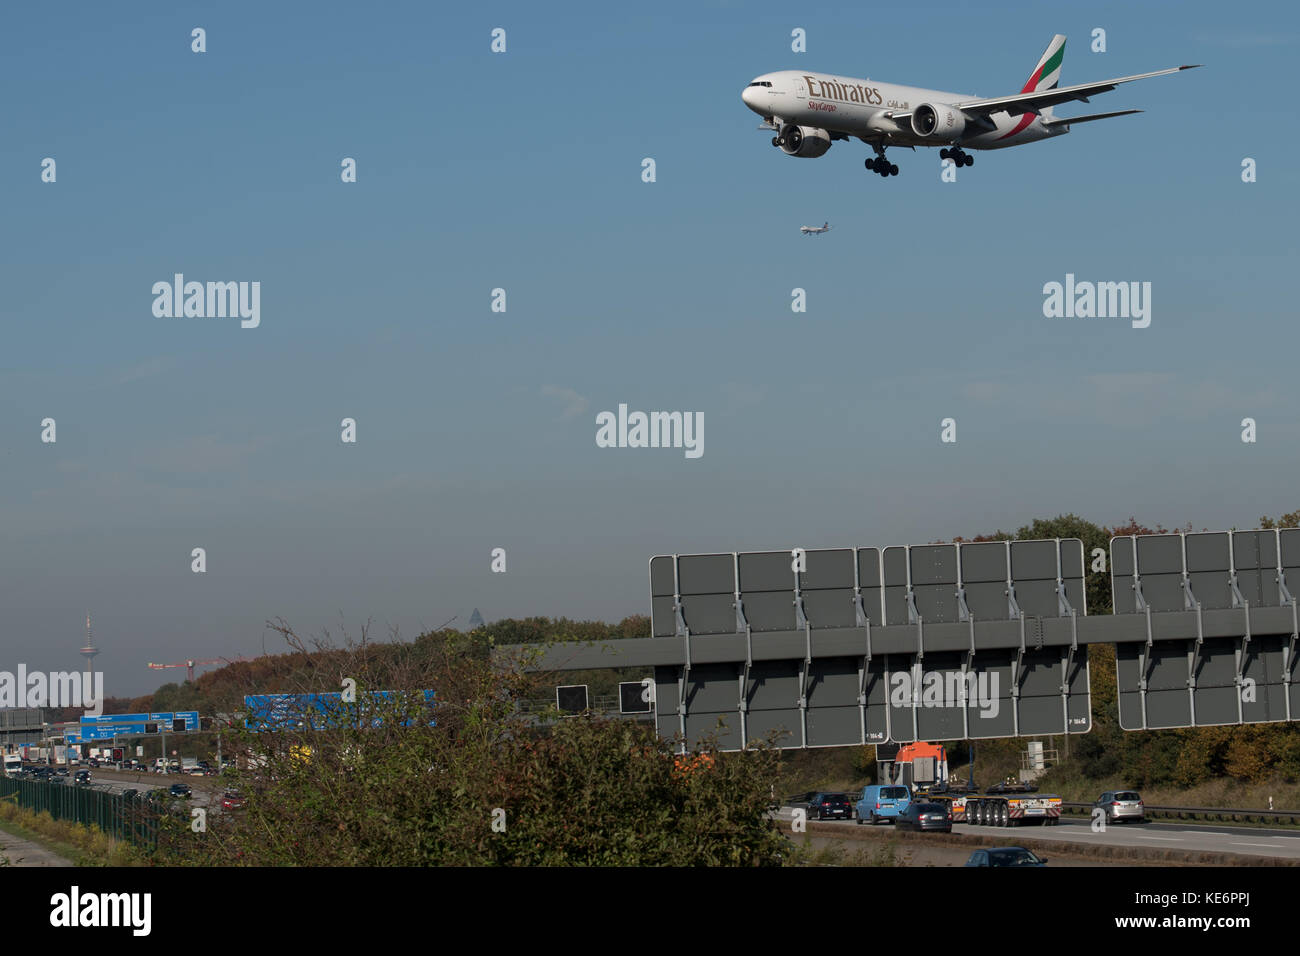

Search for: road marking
xmin=1231 ymin=842 xmax=1280 ymax=848
xmin=1135 ymin=834 xmax=1181 ymax=841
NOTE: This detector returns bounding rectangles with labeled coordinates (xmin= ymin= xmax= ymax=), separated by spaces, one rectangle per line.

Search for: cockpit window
xmin=748 ymin=81 xmax=773 ymax=87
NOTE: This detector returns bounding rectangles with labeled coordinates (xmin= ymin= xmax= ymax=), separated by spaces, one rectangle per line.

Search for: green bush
xmin=163 ymin=625 xmax=787 ymax=866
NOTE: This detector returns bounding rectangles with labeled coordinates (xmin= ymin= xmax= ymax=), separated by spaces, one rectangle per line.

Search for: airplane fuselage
xmin=742 ymin=70 xmax=1066 ymax=150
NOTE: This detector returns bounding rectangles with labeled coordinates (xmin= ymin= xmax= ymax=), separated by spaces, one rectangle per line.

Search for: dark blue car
xmin=807 ymin=792 xmax=854 ymax=821
xmin=896 ymin=801 xmax=952 ymax=832
xmin=966 ymin=847 xmax=1048 ymax=867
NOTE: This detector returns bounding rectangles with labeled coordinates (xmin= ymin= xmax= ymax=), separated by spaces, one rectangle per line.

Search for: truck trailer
xmin=879 ymin=742 xmax=1062 ymax=827
xmin=935 ymin=784 xmax=1063 ymax=826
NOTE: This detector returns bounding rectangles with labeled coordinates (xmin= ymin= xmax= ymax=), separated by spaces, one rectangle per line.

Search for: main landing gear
xmin=864 ymin=145 xmax=898 ymax=177
xmin=940 ymin=147 xmax=974 ymax=167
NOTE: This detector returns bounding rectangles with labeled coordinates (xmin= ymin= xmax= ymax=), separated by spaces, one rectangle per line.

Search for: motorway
xmin=24 ymin=769 xmax=1300 ymax=863
xmin=73 ymin=767 xmax=225 ymax=810
xmin=776 ymin=807 xmax=1300 ymax=862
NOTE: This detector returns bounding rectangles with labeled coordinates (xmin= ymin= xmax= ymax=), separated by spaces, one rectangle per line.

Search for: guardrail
xmin=785 ymin=791 xmax=865 ymax=807
xmin=1043 ymin=801 xmax=1300 ymax=826
xmin=517 ymin=695 xmax=621 ymax=715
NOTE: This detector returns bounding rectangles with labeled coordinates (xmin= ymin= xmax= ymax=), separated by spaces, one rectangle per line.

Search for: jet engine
xmin=779 ymin=125 xmax=832 ymax=158
xmin=910 ymin=103 xmax=969 ymax=141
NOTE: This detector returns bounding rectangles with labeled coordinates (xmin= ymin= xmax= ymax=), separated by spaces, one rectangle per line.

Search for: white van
xmin=2 ymin=753 xmax=22 ymax=777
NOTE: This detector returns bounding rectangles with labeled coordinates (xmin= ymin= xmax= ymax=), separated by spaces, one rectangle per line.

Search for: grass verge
xmin=0 ymin=798 xmax=146 ymax=866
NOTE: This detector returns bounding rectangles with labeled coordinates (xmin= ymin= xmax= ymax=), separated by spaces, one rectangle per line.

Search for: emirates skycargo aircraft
xmin=741 ymin=35 xmax=1198 ymax=177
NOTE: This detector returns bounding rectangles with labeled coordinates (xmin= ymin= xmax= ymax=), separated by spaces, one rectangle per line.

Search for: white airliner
xmin=800 ymin=221 xmax=831 ymax=235
xmin=741 ymin=35 xmax=1199 ymax=177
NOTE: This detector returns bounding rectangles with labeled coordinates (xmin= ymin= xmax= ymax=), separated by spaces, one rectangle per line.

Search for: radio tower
xmin=80 ymin=613 xmax=99 ymax=672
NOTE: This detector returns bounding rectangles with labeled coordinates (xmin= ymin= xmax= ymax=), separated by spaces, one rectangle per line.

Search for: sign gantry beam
xmin=501 ymin=530 xmax=1300 ymax=752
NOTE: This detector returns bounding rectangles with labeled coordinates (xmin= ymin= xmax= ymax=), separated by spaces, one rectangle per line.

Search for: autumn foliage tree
xmin=162 ymin=622 xmax=786 ymax=866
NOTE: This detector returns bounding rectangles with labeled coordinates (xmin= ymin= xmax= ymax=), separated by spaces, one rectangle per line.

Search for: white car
xmin=1095 ymin=790 xmax=1145 ymax=823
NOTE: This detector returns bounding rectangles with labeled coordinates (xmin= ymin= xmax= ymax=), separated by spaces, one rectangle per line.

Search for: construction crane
xmin=146 ymin=656 xmax=248 ymax=683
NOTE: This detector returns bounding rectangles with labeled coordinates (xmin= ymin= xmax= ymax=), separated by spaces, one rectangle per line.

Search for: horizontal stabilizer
xmin=1043 ymin=108 xmax=1142 ymax=127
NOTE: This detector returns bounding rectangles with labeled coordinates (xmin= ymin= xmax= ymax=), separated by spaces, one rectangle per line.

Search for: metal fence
xmin=1020 ymin=748 xmax=1061 ymax=771
xmin=517 ymin=695 xmax=621 ymax=715
xmin=0 ymin=777 xmax=158 ymax=850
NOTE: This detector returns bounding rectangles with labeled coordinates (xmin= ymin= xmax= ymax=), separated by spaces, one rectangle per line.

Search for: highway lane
xmin=776 ymin=807 xmax=1300 ymax=861
xmin=959 ymin=816 xmax=1300 ymax=860
xmin=788 ymin=832 xmax=1115 ymax=867
xmin=44 ymin=768 xmax=226 ymax=811
xmin=83 ymin=767 xmax=222 ymax=791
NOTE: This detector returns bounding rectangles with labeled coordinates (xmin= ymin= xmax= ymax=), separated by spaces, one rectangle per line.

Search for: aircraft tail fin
xmin=1022 ymin=34 xmax=1066 ymax=93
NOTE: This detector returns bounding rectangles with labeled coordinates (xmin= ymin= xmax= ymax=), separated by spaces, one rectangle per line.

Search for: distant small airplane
xmin=800 ymin=221 xmax=831 ymax=235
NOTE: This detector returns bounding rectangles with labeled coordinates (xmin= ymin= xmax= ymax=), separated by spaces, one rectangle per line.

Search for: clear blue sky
xmin=1 ymin=0 xmax=1295 ymax=695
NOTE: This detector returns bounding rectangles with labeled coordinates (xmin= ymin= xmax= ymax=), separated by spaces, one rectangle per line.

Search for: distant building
xmin=0 ymin=708 xmax=48 ymax=748
xmin=468 ymin=608 xmax=485 ymax=630
xmin=80 ymin=613 xmax=100 ymax=671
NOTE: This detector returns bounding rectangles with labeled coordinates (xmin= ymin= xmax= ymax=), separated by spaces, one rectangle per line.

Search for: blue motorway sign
xmin=82 ymin=712 xmax=150 ymax=725
xmin=77 ymin=727 xmax=138 ymax=740
xmin=78 ymin=711 xmax=200 ymax=738
xmin=244 ymin=692 xmax=434 ymax=731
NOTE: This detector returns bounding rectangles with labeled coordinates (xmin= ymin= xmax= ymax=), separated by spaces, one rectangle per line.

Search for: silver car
xmin=1095 ymin=790 xmax=1144 ymax=823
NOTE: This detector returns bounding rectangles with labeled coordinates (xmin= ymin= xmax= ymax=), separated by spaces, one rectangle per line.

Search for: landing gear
xmin=940 ymin=147 xmax=974 ymax=167
xmin=864 ymin=146 xmax=899 ymax=177
xmin=772 ymin=136 xmax=782 ymax=147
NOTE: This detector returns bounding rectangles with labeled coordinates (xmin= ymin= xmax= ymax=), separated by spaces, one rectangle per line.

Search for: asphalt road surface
xmin=777 ymin=808 xmax=1300 ymax=862
xmin=75 ymin=768 xmax=223 ymax=809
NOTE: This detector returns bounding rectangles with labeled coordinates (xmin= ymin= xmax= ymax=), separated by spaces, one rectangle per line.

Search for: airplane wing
xmin=956 ymin=65 xmax=1199 ymax=115
xmin=886 ymin=65 xmax=1199 ymax=123
xmin=1042 ymin=109 xmax=1142 ymax=127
